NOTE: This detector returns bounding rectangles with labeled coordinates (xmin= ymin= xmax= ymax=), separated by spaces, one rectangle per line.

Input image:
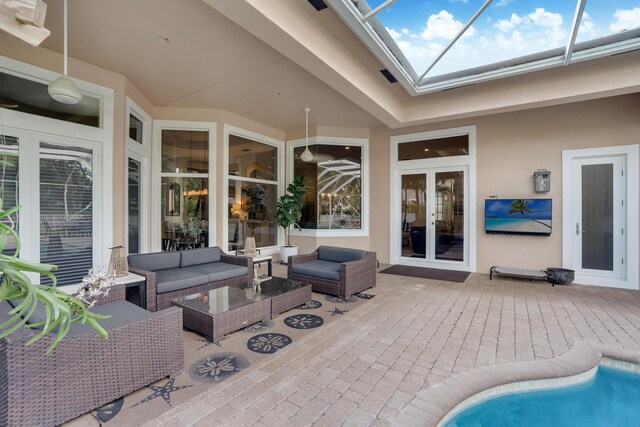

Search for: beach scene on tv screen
xmin=485 ymin=199 xmax=552 ymax=234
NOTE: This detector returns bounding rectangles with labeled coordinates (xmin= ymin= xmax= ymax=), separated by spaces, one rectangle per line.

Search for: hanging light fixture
xmin=300 ymin=107 xmax=313 ymax=162
xmin=47 ymin=0 xmax=82 ymax=104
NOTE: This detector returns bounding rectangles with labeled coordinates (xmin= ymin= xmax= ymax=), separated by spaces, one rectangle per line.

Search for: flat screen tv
xmin=485 ymin=199 xmax=552 ymax=236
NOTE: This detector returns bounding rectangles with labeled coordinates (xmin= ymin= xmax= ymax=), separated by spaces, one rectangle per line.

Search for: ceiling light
xmin=424 ymin=148 xmax=429 ymax=152
xmin=48 ymin=0 xmax=81 ymax=104
xmin=300 ymin=107 xmax=313 ymax=163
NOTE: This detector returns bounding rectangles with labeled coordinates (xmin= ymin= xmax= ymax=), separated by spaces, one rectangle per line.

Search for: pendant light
xmin=48 ymin=0 xmax=82 ymax=104
xmin=300 ymin=107 xmax=314 ymax=163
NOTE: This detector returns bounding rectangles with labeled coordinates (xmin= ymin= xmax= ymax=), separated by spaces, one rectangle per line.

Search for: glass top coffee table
xmin=172 ymin=277 xmax=311 ymax=342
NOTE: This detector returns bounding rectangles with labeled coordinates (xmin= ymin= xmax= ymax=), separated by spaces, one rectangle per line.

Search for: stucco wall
xmin=370 ymin=94 xmax=640 ymax=273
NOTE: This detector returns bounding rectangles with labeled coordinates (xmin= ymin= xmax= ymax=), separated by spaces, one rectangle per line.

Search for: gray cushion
xmin=68 ymin=301 xmax=151 ymax=335
xmin=317 ymin=246 xmax=365 ymax=263
xmin=180 ymin=247 xmax=221 ymax=267
xmin=182 ymin=263 xmax=248 ymax=283
xmin=292 ymin=260 xmax=341 ymax=281
xmin=128 ymin=251 xmax=180 ymax=271
xmin=8 ymin=298 xmax=48 ymax=326
xmin=155 ymin=269 xmax=210 ymax=294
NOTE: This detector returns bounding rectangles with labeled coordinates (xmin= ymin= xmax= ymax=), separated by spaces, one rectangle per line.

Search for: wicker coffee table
xmin=257 ymin=276 xmax=312 ymax=318
xmin=172 ymin=277 xmax=311 ymax=342
xmin=172 ymin=286 xmax=271 ymax=343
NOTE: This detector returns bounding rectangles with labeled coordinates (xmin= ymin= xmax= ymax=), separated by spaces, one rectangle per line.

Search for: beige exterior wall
xmin=370 ymin=94 xmax=640 ymax=273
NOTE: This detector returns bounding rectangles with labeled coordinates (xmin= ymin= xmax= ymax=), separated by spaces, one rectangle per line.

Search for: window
xmin=129 ymin=114 xmax=144 ymax=144
xmin=128 ymin=158 xmax=141 ymax=254
xmin=227 ymin=133 xmax=280 ymax=250
xmin=126 ymin=98 xmax=151 ymax=254
xmin=40 ymin=143 xmax=94 ymax=285
xmin=160 ymin=130 xmax=209 ymax=251
xmin=0 ymin=56 xmax=113 ymax=285
xmin=0 ymin=135 xmax=19 ymax=255
xmin=291 ymin=138 xmax=367 ymax=233
xmin=0 ymin=71 xmax=100 ymax=127
xmin=398 ymin=135 xmax=468 ymax=161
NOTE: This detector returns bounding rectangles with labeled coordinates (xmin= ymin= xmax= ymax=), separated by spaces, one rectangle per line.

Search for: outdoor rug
xmin=88 ymin=290 xmax=375 ymax=426
xmin=379 ymin=264 xmax=470 ymax=283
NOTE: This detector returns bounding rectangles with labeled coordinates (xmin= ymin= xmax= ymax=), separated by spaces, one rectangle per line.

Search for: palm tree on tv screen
xmin=509 ymin=199 xmax=551 ymax=229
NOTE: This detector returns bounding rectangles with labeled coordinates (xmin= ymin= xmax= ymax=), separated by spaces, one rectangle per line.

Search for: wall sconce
xmin=534 ymin=169 xmax=551 ymax=192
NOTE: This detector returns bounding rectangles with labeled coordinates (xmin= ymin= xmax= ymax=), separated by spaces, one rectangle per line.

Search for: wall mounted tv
xmin=485 ymin=199 xmax=552 ymax=236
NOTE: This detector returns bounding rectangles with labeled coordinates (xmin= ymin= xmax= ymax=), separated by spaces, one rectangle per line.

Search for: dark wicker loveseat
xmin=0 ymin=285 xmax=184 ymax=427
xmin=288 ymin=246 xmax=377 ymax=298
xmin=128 ymin=246 xmax=253 ymax=312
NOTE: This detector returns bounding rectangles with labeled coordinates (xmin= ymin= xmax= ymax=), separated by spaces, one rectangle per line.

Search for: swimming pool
xmin=442 ymin=364 xmax=640 ymax=426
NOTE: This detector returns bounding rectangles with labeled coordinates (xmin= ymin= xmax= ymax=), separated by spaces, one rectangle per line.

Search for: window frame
xmin=287 ymin=136 xmax=370 ymax=238
xmin=125 ymin=97 xmax=151 ymax=254
xmin=151 ymin=120 xmax=217 ymax=252
xmin=0 ymin=55 xmax=114 ymax=276
xmin=223 ymin=125 xmax=284 ymax=254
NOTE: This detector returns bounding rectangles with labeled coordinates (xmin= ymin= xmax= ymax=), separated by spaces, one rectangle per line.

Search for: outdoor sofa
xmin=128 ymin=246 xmax=252 ymax=311
xmin=0 ymin=284 xmax=184 ymax=427
xmin=288 ymin=246 xmax=377 ymax=298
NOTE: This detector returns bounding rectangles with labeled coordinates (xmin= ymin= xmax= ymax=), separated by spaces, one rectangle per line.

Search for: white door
xmin=563 ymin=145 xmax=640 ymax=289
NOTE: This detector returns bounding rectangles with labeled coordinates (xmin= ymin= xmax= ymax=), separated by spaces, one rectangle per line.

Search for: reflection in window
xmin=160 ymin=129 xmax=209 ymax=251
xmin=128 ymin=158 xmax=141 ymax=254
xmin=129 ymin=114 xmax=143 ymax=144
xmin=40 ymin=143 xmax=93 ymax=285
xmin=294 ymin=144 xmax=362 ymax=230
xmin=398 ymin=135 xmax=468 ymax=161
xmin=227 ymin=134 xmax=278 ymax=250
xmin=161 ymin=130 xmax=209 ymax=173
xmin=0 ymin=136 xmax=19 ymax=255
xmin=227 ymin=181 xmax=277 ymax=251
xmin=0 ymin=71 xmax=100 ymax=127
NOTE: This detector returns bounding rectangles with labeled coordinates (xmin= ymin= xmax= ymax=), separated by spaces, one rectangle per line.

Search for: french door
xmin=563 ymin=146 xmax=638 ymax=289
xmin=0 ymin=128 xmax=101 ymax=285
xmin=398 ymin=166 xmax=468 ymax=266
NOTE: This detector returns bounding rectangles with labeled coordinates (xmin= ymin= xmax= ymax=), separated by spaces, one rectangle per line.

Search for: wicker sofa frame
xmin=129 ymin=249 xmax=253 ymax=312
xmin=288 ymin=248 xmax=377 ymax=298
xmin=0 ymin=284 xmax=184 ymax=427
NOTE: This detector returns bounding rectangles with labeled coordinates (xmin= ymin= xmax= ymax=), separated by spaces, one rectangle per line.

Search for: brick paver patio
xmin=69 ymin=263 xmax=640 ymax=426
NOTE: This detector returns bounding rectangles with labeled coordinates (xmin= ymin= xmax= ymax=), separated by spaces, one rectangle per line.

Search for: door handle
xmin=576 ymin=223 xmax=580 ymax=235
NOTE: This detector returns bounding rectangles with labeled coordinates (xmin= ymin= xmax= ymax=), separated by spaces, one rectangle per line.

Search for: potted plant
xmin=275 ymin=176 xmax=305 ymax=264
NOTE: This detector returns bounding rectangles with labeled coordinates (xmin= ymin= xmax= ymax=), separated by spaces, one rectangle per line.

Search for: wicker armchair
xmin=0 ymin=284 xmax=184 ymax=427
xmin=288 ymin=246 xmax=377 ymax=298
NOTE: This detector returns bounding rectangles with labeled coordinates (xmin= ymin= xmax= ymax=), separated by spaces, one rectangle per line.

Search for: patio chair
xmin=288 ymin=246 xmax=377 ymax=298
xmin=0 ymin=285 xmax=184 ymax=427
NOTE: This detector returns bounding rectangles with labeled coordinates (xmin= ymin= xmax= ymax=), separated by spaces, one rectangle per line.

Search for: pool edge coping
xmin=392 ymin=341 xmax=640 ymax=427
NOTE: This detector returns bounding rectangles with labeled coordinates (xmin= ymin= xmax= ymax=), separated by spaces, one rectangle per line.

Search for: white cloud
xmin=610 ymin=7 xmax=640 ymax=32
xmin=401 ymin=28 xmax=410 ymax=35
xmin=495 ymin=0 xmax=513 ymax=7
xmin=495 ymin=30 xmax=526 ymax=51
xmin=494 ymin=13 xmax=527 ymax=32
xmin=386 ymin=27 xmax=402 ymax=40
xmin=528 ymin=8 xmax=563 ymax=27
xmin=421 ymin=10 xmax=476 ymax=40
xmin=578 ymin=12 xmax=599 ymax=39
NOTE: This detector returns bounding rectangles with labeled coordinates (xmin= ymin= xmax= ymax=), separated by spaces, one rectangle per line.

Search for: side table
xmin=113 ymin=272 xmax=146 ymax=309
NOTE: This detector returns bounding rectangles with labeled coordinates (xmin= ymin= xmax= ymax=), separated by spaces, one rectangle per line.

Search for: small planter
xmin=280 ymin=246 xmax=298 ymax=264
xmin=546 ymin=268 xmax=575 ymax=286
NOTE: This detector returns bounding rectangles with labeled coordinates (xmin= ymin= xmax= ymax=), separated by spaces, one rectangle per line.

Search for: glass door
xmin=572 ymin=156 xmax=624 ymax=279
xmin=399 ymin=167 xmax=467 ymax=265
xmin=401 ymin=173 xmax=428 ymax=258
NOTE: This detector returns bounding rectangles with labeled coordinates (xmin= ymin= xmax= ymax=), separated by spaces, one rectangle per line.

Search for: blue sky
xmin=371 ymin=0 xmax=640 ymax=76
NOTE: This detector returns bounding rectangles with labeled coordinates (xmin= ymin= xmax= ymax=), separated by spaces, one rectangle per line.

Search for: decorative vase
xmin=244 ymin=237 xmax=257 ymax=256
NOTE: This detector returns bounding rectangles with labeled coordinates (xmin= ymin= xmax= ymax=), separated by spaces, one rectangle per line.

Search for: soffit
xmin=36 ymin=0 xmax=383 ymax=131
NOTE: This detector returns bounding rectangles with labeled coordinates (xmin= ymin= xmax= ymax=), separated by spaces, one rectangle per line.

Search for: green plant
xmin=0 ymin=199 xmax=109 ymax=353
xmin=275 ymin=176 xmax=305 ymax=247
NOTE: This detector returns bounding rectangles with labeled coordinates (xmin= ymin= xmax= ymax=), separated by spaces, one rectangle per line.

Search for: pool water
xmin=443 ymin=365 xmax=640 ymax=427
